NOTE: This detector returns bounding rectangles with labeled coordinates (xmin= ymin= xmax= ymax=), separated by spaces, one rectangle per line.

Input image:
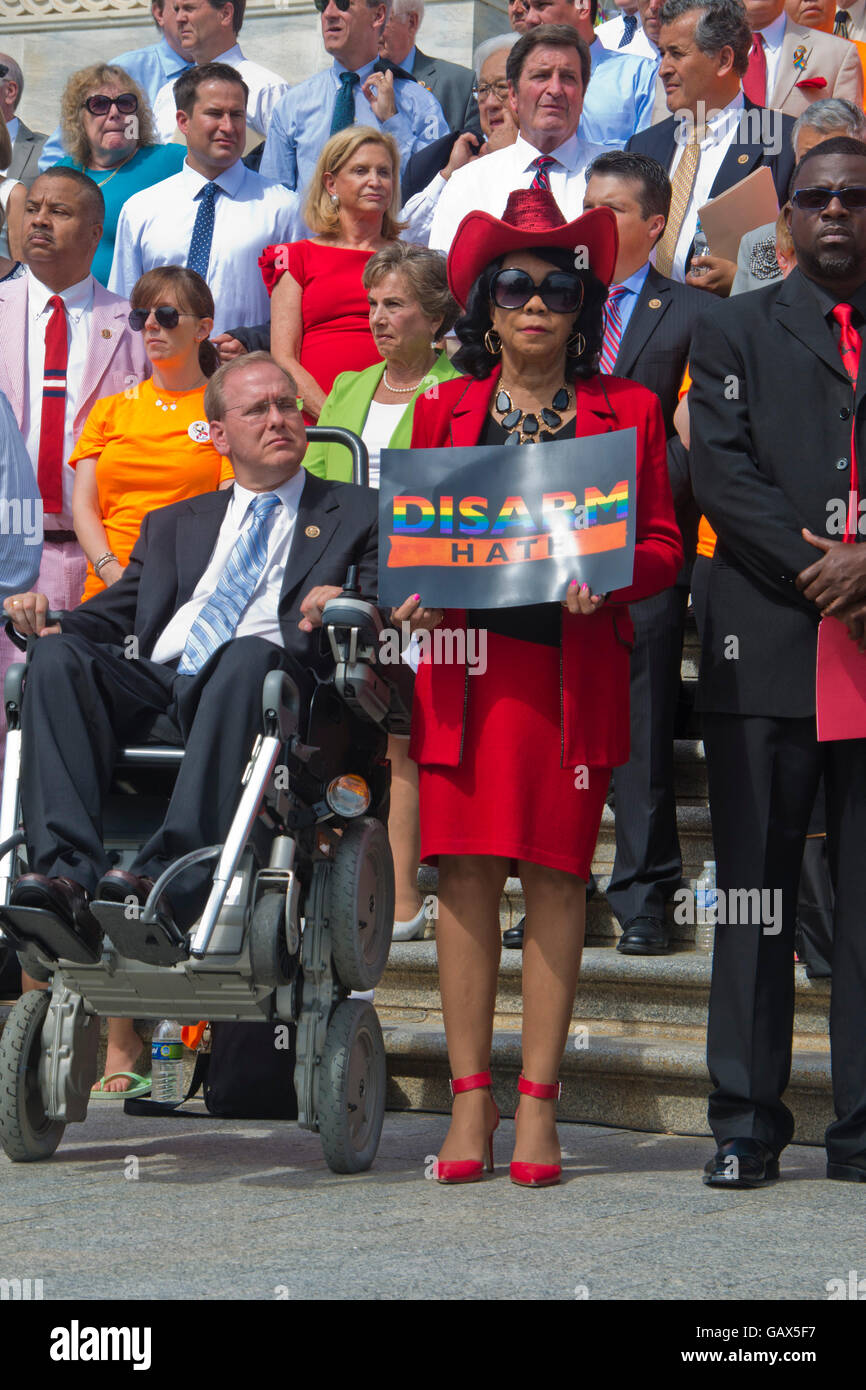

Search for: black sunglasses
xmin=314 ymin=0 xmax=352 ymax=10
xmin=490 ymin=266 xmax=584 ymax=315
xmin=83 ymin=92 xmax=139 ymax=116
xmin=791 ymin=185 xmax=866 ymax=211
xmin=129 ymin=305 xmax=195 ymax=331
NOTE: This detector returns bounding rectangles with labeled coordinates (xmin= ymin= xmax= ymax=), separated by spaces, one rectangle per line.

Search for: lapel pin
xmin=101 ymin=328 xmax=112 ymax=338
xmin=305 ymin=525 xmax=320 ymax=538
xmin=648 ymin=298 xmax=662 ymax=309
xmin=737 ymin=152 xmax=749 ymax=163
xmin=793 ymin=45 xmax=809 ymax=72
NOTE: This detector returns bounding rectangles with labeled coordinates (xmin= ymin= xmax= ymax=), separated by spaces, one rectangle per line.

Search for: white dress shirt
xmin=23 ymin=269 xmax=95 ymax=527
xmin=429 ymin=132 xmax=608 ymax=254
xmin=596 ymin=13 xmax=659 ymax=60
xmin=152 ymin=43 xmax=289 ymax=140
xmin=755 ymin=11 xmax=788 ymax=105
xmin=151 ymin=470 xmax=306 ymax=664
xmin=108 ymin=158 xmax=302 ymax=336
xmin=656 ymin=92 xmax=744 ymax=282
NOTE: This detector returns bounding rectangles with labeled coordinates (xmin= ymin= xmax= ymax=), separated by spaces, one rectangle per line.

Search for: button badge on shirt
xmin=188 ymin=420 xmax=210 ymax=443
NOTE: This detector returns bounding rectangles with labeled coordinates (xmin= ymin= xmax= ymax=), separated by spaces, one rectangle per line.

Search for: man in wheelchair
xmin=2 ymin=351 xmax=433 ymax=963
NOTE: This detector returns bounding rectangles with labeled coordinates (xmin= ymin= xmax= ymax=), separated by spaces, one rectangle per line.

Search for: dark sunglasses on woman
xmin=490 ymin=266 xmax=584 ymax=315
xmin=128 ymin=305 xmax=194 ymax=331
xmin=83 ymin=92 xmax=139 ymax=116
xmin=790 ymin=186 xmax=866 ymax=211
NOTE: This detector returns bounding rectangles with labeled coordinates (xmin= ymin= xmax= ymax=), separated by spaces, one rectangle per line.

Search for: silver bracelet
xmin=93 ymin=551 xmax=118 ymax=575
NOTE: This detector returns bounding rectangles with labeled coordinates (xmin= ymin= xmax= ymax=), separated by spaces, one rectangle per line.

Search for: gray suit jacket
xmin=7 ymin=120 xmax=47 ymax=187
xmin=412 ymin=48 xmax=477 ymax=133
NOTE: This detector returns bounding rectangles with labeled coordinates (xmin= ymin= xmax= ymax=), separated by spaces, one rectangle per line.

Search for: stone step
xmin=382 ymin=1023 xmax=832 ymax=1147
xmin=380 ymin=943 xmax=831 ymax=1039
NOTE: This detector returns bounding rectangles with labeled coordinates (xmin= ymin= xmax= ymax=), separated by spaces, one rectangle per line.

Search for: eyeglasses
xmin=490 ymin=267 xmax=585 ymax=315
xmin=472 ymin=81 xmax=510 ymax=103
xmin=128 ymin=305 xmax=194 ymax=331
xmin=83 ymin=92 xmax=139 ymax=117
xmin=224 ymin=396 xmax=301 ymax=420
xmin=791 ymin=185 xmax=866 ymax=211
xmin=314 ymin=0 xmax=352 ymax=11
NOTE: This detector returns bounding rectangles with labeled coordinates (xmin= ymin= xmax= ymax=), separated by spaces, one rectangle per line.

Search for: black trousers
xmin=702 ymin=711 xmax=866 ymax=1163
xmin=20 ymin=633 xmax=309 ymax=929
xmin=607 ymin=586 xmax=688 ymax=925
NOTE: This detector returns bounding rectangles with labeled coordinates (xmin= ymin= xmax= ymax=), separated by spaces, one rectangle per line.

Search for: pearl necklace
xmin=383 ymin=365 xmax=433 ymax=394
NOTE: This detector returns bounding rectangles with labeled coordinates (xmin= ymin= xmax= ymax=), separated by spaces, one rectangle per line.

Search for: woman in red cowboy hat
xmin=400 ymin=187 xmax=683 ymax=1188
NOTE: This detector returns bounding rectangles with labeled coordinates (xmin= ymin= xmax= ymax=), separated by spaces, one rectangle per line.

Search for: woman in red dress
xmin=260 ymin=126 xmax=403 ymax=423
xmin=401 ymin=189 xmax=683 ymax=1188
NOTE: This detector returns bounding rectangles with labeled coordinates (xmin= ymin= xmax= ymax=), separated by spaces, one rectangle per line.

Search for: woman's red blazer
xmin=407 ymin=370 xmax=684 ymax=770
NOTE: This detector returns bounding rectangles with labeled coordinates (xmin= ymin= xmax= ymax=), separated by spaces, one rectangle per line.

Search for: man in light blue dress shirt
xmin=260 ymin=0 xmax=448 ymax=192
xmin=0 ymin=390 xmax=42 ymax=602
xmin=38 ymin=0 xmax=192 ymax=171
xmin=508 ymin=0 xmax=658 ymax=145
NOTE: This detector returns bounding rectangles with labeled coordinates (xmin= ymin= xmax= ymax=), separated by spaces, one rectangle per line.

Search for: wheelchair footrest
xmin=0 ymin=905 xmax=102 ymax=966
xmin=91 ymin=901 xmax=190 ymax=966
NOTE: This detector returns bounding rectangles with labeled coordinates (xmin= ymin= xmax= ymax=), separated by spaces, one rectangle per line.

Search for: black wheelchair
xmin=0 ymin=429 xmax=411 ymax=1173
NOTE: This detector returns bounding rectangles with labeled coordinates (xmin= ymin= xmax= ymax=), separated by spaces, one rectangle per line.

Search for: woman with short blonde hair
xmin=48 ymin=62 xmax=185 ymax=286
xmin=260 ymin=126 xmax=404 ymax=422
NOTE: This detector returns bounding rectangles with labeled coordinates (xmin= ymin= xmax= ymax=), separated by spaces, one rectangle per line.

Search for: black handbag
xmin=125 ymin=1020 xmax=298 ymax=1120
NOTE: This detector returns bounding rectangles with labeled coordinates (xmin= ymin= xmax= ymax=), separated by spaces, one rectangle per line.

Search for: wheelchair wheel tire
xmin=0 ymin=990 xmax=65 ymax=1162
xmin=317 ymin=999 xmax=386 ymax=1174
xmin=327 ymin=818 xmax=394 ymax=992
xmin=249 ymin=891 xmax=297 ymax=989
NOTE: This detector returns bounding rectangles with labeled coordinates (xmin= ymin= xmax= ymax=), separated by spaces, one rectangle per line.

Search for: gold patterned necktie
xmin=655 ymin=129 xmax=702 ymax=278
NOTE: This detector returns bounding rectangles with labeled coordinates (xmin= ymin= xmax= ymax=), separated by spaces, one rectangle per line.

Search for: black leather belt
xmin=44 ymin=531 xmax=78 ymax=543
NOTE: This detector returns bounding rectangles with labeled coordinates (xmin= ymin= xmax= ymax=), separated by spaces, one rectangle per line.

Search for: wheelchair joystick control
xmin=341 ymin=565 xmax=361 ymax=598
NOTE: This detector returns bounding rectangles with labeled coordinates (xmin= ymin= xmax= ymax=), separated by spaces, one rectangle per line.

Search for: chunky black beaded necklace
xmin=493 ymin=385 xmax=571 ymax=445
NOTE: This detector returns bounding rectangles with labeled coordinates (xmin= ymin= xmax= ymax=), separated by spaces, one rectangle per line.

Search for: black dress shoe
xmin=503 ymin=875 xmax=598 ymax=950
xmin=827 ymin=1156 xmax=866 ymax=1182
xmin=616 ymin=915 xmax=671 ymax=955
xmin=10 ymin=873 xmax=101 ymax=954
xmin=703 ymin=1137 xmax=780 ymax=1188
xmin=96 ymin=868 xmax=158 ymax=908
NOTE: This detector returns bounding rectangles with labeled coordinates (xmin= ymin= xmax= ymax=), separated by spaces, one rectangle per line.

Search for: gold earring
xmin=483 ymin=327 xmax=502 ymax=355
xmin=567 ymin=330 xmax=585 ymax=356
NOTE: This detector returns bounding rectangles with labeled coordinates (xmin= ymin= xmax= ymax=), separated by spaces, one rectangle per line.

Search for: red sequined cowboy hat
xmin=446 ymin=187 xmax=619 ymax=309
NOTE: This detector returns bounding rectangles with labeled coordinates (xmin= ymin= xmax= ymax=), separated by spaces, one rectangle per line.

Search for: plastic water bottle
xmin=695 ymin=861 xmax=717 ymax=954
xmin=691 ymin=221 xmax=710 ymax=276
xmin=151 ymin=1019 xmax=184 ymax=1104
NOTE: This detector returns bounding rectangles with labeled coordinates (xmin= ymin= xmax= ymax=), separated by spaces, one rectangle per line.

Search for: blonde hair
xmin=775 ymin=207 xmax=794 ymax=261
xmin=304 ymin=126 xmax=406 ymax=240
xmin=60 ymin=64 xmax=157 ymax=167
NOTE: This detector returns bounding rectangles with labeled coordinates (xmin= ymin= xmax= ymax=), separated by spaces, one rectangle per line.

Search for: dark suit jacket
xmin=412 ymin=48 xmax=478 ymax=133
xmin=689 ymin=267 xmax=864 ymax=718
xmin=627 ymin=99 xmax=796 ymax=272
xmin=7 ymin=120 xmax=47 ymax=187
xmin=614 ymin=264 xmax=706 ymax=579
xmin=56 ymin=473 xmax=379 ymax=678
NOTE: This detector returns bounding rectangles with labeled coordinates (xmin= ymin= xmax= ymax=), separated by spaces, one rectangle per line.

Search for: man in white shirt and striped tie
xmin=2 ymin=353 xmax=393 ymax=951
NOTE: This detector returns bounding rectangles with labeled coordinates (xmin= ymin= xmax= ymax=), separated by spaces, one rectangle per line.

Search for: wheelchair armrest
xmin=262 ymin=668 xmax=300 ymax=742
xmin=3 ymin=662 xmax=25 ymax=730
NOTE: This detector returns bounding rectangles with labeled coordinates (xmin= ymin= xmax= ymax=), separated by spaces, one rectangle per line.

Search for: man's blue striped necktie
xmin=177 ymin=493 xmax=282 ymax=675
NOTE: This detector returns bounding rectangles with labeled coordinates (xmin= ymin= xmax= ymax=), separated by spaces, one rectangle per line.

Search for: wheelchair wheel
xmin=0 ymin=990 xmax=65 ymax=1162
xmin=249 ymin=891 xmax=298 ymax=989
xmin=317 ymin=999 xmax=386 ymax=1174
xmin=327 ymin=818 xmax=394 ymax=992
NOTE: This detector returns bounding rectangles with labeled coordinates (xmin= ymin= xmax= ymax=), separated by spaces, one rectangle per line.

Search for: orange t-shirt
xmin=69 ymin=378 xmax=233 ymax=601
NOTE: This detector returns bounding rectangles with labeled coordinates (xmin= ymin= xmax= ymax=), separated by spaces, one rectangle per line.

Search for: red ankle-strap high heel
xmin=510 ymin=1076 xmax=563 ymax=1188
xmin=436 ymin=1070 xmax=500 ymax=1184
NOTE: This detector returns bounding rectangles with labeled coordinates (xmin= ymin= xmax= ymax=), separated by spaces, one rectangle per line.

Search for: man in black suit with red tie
xmin=689 ymin=137 xmax=866 ymax=1186
xmin=627 ymin=0 xmax=796 ymax=295
xmin=584 ymin=151 xmax=705 ymax=954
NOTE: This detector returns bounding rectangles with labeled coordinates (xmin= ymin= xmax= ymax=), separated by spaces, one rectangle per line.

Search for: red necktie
xmin=832 ymin=301 xmax=861 ymax=540
xmin=36 ymin=294 xmax=68 ymax=514
xmin=531 ymin=156 xmax=554 ymax=190
xmin=599 ymin=286 xmax=627 ymax=375
xmin=743 ymin=32 xmax=767 ymax=106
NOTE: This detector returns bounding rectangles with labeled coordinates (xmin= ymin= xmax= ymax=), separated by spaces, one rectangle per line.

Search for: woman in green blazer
xmin=304 ymin=244 xmax=460 ymax=941
xmin=303 ymin=243 xmax=461 ymax=486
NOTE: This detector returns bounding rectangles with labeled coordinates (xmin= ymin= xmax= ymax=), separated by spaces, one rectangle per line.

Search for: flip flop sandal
xmin=91 ymin=1071 xmax=152 ymax=1100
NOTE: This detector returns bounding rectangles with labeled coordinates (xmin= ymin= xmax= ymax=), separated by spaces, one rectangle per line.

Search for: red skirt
xmin=415 ymin=632 xmax=610 ymax=880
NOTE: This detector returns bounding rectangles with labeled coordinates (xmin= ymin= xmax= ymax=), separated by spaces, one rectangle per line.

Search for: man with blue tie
xmin=109 ymin=65 xmax=301 ymax=336
xmin=259 ymin=0 xmax=448 ymax=193
xmin=3 ymin=353 xmax=381 ymax=951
